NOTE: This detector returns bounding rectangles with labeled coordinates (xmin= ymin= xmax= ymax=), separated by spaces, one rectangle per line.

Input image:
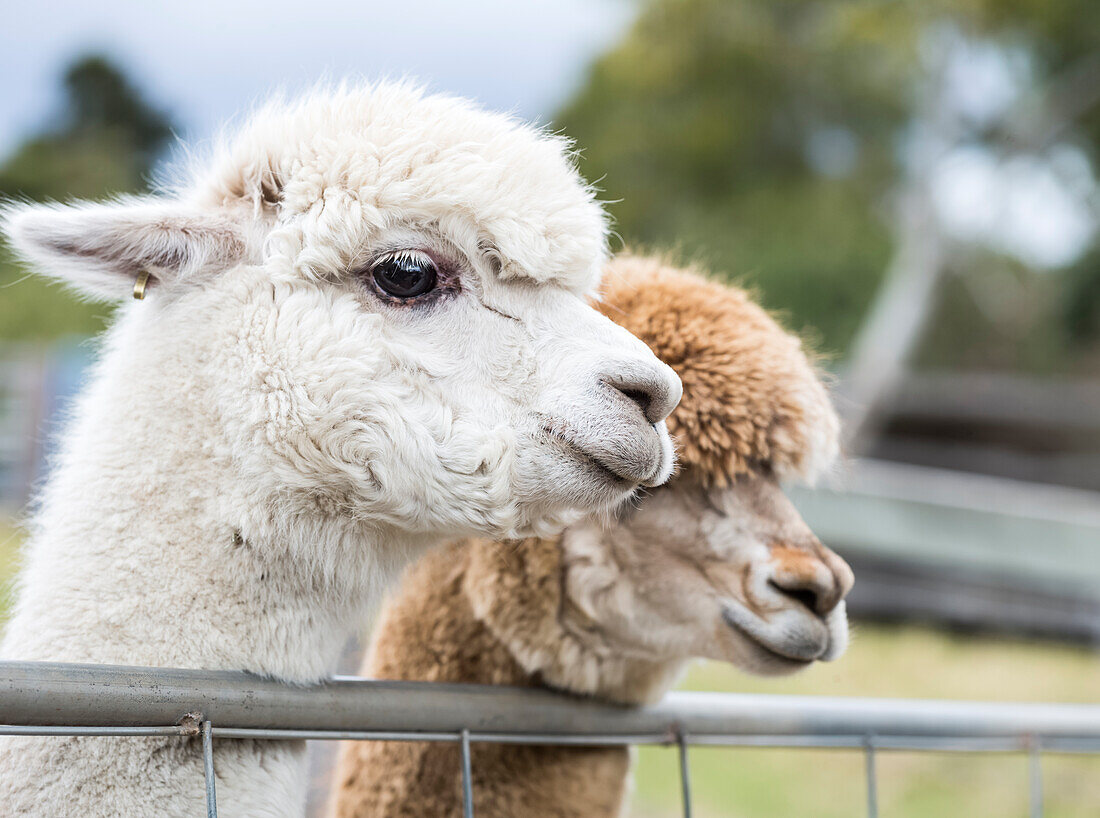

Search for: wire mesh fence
xmin=1 ymin=660 xmax=1098 ymax=817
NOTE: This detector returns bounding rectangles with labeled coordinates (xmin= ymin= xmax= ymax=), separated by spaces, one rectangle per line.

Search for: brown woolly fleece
xmin=328 ymin=255 xmax=838 ymax=818
xmin=595 ymin=254 xmax=836 ymax=485
xmin=329 ymin=539 xmax=636 ymax=818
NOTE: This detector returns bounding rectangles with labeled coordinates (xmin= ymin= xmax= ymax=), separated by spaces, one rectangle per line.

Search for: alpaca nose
xmin=601 ymin=359 xmax=682 ymax=424
xmin=768 ymin=542 xmax=854 ymax=616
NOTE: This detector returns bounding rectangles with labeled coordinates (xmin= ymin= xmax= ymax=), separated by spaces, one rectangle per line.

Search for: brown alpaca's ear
xmin=2 ymin=197 xmax=247 ymax=301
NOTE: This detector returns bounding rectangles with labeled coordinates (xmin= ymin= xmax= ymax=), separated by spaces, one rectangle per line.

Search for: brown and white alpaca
xmin=328 ymin=255 xmax=854 ymax=818
xmin=0 ymin=85 xmax=682 ymax=817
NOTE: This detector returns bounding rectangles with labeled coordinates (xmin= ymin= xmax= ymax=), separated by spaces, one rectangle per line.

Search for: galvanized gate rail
xmin=1 ymin=662 xmax=1098 ymax=818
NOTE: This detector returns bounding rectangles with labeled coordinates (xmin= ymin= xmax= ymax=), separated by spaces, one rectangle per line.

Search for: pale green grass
xmin=0 ymin=517 xmax=1097 ymax=815
xmin=0 ymin=517 xmax=24 ymax=625
xmin=633 ymin=627 xmax=1100 ymax=817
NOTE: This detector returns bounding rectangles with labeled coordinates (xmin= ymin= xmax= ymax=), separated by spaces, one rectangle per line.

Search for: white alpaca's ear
xmin=2 ymin=198 xmax=247 ymax=301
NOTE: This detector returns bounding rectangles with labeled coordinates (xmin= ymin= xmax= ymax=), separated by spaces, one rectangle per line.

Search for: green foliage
xmin=0 ymin=55 xmax=173 ymax=201
xmin=0 ymin=55 xmax=174 ymax=341
xmin=555 ymin=0 xmax=1100 ymax=359
xmin=555 ymin=0 xmax=916 ymax=353
xmin=0 ymin=246 xmax=112 ymax=342
xmin=1064 ymin=251 xmax=1100 ymax=347
xmin=61 ymin=56 xmax=173 ymax=164
xmin=0 ymin=131 xmax=145 ymax=203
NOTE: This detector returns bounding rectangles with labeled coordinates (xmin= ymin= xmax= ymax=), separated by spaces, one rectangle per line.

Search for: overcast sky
xmin=0 ymin=0 xmax=635 ymax=158
xmin=3 ymin=3 xmax=1094 ymax=269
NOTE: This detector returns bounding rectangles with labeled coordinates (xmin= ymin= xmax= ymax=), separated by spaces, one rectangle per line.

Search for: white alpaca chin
xmin=0 ymin=82 xmax=681 ymax=817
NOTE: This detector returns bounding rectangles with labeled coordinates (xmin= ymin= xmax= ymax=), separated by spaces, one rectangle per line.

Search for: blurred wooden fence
xmin=791 ymin=459 xmax=1100 ymax=643
xmin=0 ymin=342 xmax=90 ymax=510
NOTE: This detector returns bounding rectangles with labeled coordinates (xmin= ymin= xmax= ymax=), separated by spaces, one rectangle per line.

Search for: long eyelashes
xmin=370 ymin=250 xmax=438 ymax=299
xmin=353 ymin=247 xmax=463 ymax=305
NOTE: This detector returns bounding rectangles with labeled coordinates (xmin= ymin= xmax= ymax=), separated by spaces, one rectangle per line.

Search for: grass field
xmin=0 ymin=516 xmax=1097 ymax=816
xmin=0 ymin=517 xmax=23 ymax=625
xmin=633 ymin=627 xmax=1100 ymax=817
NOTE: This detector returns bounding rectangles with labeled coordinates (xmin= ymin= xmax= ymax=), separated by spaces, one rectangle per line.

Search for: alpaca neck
xmin=2 ymin=308 xmax=418 ymax=683
xmin=463 ymin=539 xmax=687 ymax=818
xmin=342 ymin=541 xmax=632 ymax=818
xmin=464 ymin=535 xmax=686 ymax=706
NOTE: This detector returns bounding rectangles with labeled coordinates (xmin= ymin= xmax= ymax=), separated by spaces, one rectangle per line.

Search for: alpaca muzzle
xmin=543 ymin=409 xmax=675 ymax=489
xmin=537 ymin=352 xmax=680 ymax=490
xmin=721 ymin=540 xmax=853 ymax=664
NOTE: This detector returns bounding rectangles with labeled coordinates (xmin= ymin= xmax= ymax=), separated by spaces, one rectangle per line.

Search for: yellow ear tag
xmin=133 ymin=270 xmax=151 ymax=300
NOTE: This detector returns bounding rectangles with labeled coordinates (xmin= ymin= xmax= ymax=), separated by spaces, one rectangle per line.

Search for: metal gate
xmin=1 ymin=661 xmax=1098 ymax=817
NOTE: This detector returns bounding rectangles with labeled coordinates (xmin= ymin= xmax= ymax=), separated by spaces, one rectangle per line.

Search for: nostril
xmin=769 ymin=580 xmax=820 ymax=614
xmin=619 ymin=388 xmax=653 ymax=421
xmin=601 ymin=366 xmax=679 ymax=425
xmin=768 ymin=542 xmax=851 ymax=616
xmin=789 ymin=588 xmax=820 ymax=613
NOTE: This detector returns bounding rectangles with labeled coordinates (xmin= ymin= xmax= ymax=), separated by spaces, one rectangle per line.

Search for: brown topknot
xmin=594 ymin=255 xmax=839 ymax=486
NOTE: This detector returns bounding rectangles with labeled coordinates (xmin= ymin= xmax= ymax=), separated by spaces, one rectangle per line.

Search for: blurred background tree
xmin=0 ymin=55 xmax=174 ymax=340
xmin=555 ymin=0 xmax=1100 ymax=372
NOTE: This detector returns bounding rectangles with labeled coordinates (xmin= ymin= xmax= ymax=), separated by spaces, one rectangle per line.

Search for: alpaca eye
xmin=371 ymin=251 xmax=438 ymax=299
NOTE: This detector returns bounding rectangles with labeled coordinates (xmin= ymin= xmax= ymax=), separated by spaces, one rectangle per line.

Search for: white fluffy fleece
xmin=0 ymin=82 xmax=680 ymax=817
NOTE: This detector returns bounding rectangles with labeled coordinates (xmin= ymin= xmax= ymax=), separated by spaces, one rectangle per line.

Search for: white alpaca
xmin=329 ymin=256 xmax=854 ymax=818
xmin=0 ymin=83 xmax=681 ymax=817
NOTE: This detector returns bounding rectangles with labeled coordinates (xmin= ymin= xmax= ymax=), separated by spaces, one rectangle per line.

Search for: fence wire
xmin=0 ymin=661 xmax=1098 ymax=817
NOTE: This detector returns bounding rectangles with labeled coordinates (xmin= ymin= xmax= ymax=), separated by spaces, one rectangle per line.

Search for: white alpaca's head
xmin=2 ymin=83 xmax=681 ymax=540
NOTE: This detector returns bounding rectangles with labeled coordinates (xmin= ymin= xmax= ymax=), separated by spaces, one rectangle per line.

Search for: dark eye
xmin=371 ymin=251 xmax=438 ymax=299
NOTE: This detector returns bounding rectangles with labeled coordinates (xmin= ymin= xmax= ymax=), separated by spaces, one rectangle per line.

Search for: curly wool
xmin=595 ymin=254 xmax=839 ymax=485
xmin=181 ymin=80 xmax=609 ymax=294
